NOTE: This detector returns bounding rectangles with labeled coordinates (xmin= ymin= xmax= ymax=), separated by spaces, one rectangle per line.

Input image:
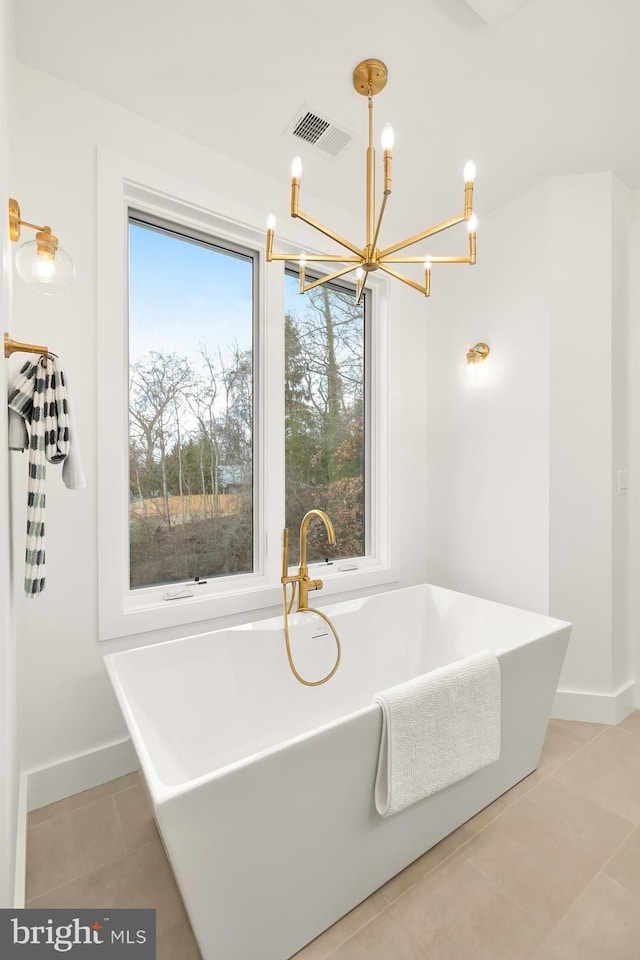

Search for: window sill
xmin=98 ymin=561 xmax=398 ymax=642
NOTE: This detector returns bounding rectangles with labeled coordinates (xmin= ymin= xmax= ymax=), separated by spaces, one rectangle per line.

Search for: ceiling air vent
xmin=285 ymin=103 xmax=354 ymax=158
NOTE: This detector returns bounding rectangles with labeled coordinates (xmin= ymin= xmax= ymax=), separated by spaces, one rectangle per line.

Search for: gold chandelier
xmin=266 ymin=58 xmax=477 ymax=303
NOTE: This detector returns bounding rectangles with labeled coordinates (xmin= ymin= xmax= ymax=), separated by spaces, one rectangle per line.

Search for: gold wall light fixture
xmin=466 ymin=342 xmax=490 ymax=364
xmin=266 ymin=58 xmax=477 ymax=302
xmin=9 ymin=197 xmax=75 ymax=295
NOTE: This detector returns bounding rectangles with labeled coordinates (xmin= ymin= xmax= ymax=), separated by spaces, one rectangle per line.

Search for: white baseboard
xmin=14 ymin=772 xmax=28 ymax=907
xmin=26 ymin=737 xmax=138 ymax=813
xmin=552 ymin=680 xmax=637 ymax=725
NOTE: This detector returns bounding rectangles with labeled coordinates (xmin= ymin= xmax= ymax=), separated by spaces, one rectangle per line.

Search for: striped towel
xmin=8 ymin=356 xmax=70 ymax=596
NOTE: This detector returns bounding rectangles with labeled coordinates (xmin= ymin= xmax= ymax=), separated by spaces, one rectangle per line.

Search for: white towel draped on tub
xmin=373 ymin=651 xmax=501 ymax=817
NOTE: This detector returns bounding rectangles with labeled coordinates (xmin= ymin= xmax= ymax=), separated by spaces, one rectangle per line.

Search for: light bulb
xmin=355 ymin=267 xmax=364 ymax=281
xmin=463 ymin=159 xmax=476 ymax=183
xmin=299 ymin=252 xmax=306 ymax=267
xmin=467 ymin=214 xmax=478 ymax=233
xmin=15 ymin=240 xmax=75 ymax=295
xmin=381 ymin=123 xmax=395 ymax=151
xmin=424 ymin=254 xmax=433 ymax=270
xmin=267 ymin=213 xmax=276 ymax=231
xmin=290 ymin=156 xmax=302 ymax=179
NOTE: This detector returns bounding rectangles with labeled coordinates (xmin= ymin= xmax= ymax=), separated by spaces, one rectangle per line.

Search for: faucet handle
xmin=310 ymin=578 xmax=323 ymax=591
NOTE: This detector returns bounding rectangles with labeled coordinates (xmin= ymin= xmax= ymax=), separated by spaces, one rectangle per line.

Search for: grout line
xmin=112 ymin=793 xmax=129 ymax=854
xmin=376 ymin=725 xmax=616 ymax=911
xmin=28 ymin=773 xmax=141 ymax=827
xmin=306 ymin=897 xmax=396 ymax=959
xmin=28 ymin=791 xmax=126 ymax=832
xmin=25 ymin=836 xmax=162 ymax=906
xmin=586 ymin=823 xmax=640 ymax=894
xmin=527 ymin=869 xmax=640 ymax=957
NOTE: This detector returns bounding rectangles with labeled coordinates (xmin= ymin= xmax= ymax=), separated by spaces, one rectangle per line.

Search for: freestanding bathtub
xmin=104 ymin=583 xmax=571 ymax=960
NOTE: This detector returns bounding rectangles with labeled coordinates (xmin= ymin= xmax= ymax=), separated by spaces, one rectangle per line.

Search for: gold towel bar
xmin=4 ymin=331 xmax=49 ymax=359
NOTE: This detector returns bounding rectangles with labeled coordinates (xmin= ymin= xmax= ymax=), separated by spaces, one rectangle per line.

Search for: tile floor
xmin=26 ymin=712 xmax=640 ymax=960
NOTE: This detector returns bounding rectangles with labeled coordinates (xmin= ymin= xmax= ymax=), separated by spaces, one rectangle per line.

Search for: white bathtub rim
xmin=104 ymin=580 xmax=572 ymax=667
xmin=104 ymin=627 xmax=572 ymax=806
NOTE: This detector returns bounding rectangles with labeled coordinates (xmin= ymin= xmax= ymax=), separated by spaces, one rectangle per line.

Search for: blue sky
xmin=128 ymin=221 xmax=253 ymax=373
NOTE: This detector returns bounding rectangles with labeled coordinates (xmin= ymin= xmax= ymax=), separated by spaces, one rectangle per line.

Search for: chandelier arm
xmin=377 ymin=262 xmax=430 ymax=296
xmin=378 ymin=213 xmax=466 ymax=259
xmin=355 ymin=264 xmax=373 ymax=307
xmin=300 ymin=263 xmax=359 ymax=294
xmin=295 ymin=208 xmax=364 ymax=258
xmin=294 ymin=253 xmax=360 ymax=262
xmin=383 ymin=255 xmax=474 ymax=264
xmin=268 ymin=252 xmax=361 ymax=263
xmin=371 ymin=193 xmax=389 ymax=256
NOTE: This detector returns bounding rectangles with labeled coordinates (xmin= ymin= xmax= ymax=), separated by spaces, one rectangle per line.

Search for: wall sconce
xmin=466 ymin=342 xmax=490 ymax=364
xmin=9 ymin=197 xmax=75 ymax=295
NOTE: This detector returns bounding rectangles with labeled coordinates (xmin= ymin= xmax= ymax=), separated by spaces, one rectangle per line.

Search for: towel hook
xmin=4 ymin=331 xmax=50 ymax=359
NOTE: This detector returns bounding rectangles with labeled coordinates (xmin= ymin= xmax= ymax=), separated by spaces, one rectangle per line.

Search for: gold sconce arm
xmin=9 ymin=198 xmax=59 ymax=256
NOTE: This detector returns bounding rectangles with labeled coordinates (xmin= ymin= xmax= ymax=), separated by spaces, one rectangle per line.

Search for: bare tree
xmin=129 ymin=352 xmax=193 ymax=532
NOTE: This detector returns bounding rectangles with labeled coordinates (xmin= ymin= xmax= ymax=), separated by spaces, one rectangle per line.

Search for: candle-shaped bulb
xmin=267 ymin=213 xmax=276 ymax=231
xmin=463 ymin=159 xmax=476 ymax=183
xmin=467 ymin=213 xmax=478 ymax=233
xmin=381 ymin=123 xmax=395 ymax=151
xmin=291 ymin=155 xmax=302 ymax=179
xmin=424 ymin=256 xmax=432 ymax=271
xmin=355 ymin=267 xmax=364 ymax=281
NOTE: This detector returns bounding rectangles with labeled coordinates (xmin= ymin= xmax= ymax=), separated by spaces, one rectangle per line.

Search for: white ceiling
xmin=12 ymin=0 xmax=640 ymax=239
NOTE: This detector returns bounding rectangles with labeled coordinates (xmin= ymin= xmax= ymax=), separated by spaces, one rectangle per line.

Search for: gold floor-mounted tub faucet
xmin=282 ymin=508 xmax=336 ymax=611
xmin=281 ymin=510 xmax=341 ymax=686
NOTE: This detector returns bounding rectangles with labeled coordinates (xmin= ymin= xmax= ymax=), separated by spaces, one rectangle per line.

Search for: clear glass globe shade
xmin=15 ymin=240 xmax=76 ymax=295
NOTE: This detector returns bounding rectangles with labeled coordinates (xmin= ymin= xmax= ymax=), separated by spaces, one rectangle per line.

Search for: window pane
xmin=128 ymin=216 xmax=254 ymax=589
xmin=285 ymin=272 xmax=366 ymax=565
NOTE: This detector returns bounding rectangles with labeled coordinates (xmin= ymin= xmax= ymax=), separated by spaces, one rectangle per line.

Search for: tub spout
xmin=281 ymin=509 xmax=336 ymax=612
xmin=298 ymin=509 xmax=335 ymax=610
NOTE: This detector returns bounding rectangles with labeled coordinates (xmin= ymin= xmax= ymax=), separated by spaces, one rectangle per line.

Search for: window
xmin=97 ymin=152 xmax=392 ymax=640
xmin=284 ymin=270 xmax=367 ymax=565
xmin=128 ymin=213 xmax=256 ymax=590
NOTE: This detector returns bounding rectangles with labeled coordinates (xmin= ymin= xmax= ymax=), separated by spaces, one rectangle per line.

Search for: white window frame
xmin=97 ymin=149 xmax=394 ymax=641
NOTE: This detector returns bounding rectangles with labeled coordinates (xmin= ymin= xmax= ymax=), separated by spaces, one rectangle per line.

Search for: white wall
xmin=0 ymin=0 xmax=18 ymax=906
xmin=628 ymin=202 xmax=640 ymax=708
xmin=549 ymin=173 xmax=631 ymax=712
xmin=426 ymin=180 xmax=551 ymax=615
xmin=10 ymin=63 xmax=429 ymax=783
xmin=427 ymin=170 xmax=635 ymax=723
